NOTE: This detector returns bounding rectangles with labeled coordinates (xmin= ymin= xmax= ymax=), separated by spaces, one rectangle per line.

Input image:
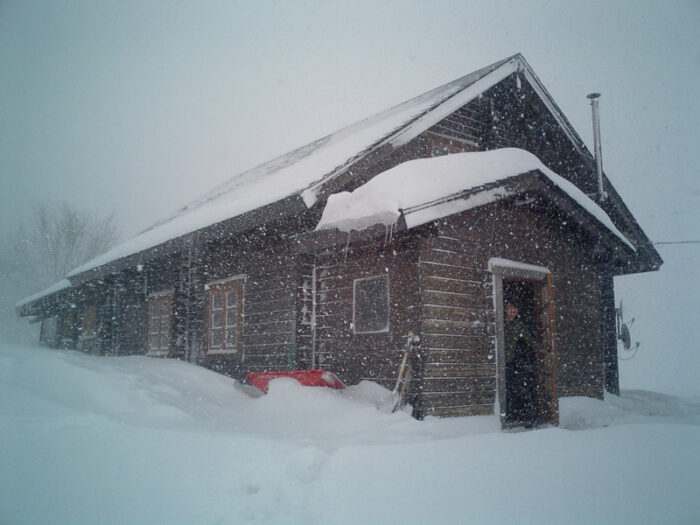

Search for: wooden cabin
xmin=17 ymin=54 xmax=661 ymax=425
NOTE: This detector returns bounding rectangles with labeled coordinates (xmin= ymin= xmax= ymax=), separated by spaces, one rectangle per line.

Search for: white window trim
xmin=352 ymin=274 xmax=390 ymax=334
xmin=206 ymin=348 xmax=238 ymax=356
xmin=488 ymin=257 xmax=550 ymax=277
xmin=146 ymin=349 xmax=170 ymax=357
xmin=489 ymin=257 xmax=553 ymax=423
xmin=204 ymin=274 xmax=247 ymax=290
xmin=146 ymin=291 xmax=173 ymax=357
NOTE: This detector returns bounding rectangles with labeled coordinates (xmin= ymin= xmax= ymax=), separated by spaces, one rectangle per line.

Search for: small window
xmin=353 ymin=275 xmax=389 ymax=333
xmin=40 ymin=316 xmax=59 ymax=347
xmin=79 ymin=305 xmax=97 ymax=338
xmin=206 ymin=277 xmax=244 ymax=355
xmin=147 ymin=293 xmax=173 ymax=357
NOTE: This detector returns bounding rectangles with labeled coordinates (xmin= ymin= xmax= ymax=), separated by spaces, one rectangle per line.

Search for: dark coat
xmin=504 ymin=316 xmax=537 ymax=364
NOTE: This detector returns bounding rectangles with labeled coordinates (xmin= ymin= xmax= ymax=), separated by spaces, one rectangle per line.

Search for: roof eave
xmin=402 ymin=170 xmax=638 ymax=265
xmin=66 ymin=194 xmax=309 ymax=286
xmin=525 ymin=173 xmax=637 ymax=259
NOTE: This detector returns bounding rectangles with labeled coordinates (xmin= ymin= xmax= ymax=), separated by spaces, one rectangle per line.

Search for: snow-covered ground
xmin=1 ymin=343 xmax=699 ymax=525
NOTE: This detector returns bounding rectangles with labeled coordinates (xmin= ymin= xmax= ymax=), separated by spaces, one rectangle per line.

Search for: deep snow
xmin=1 ymin=342 xmax=699 ymax=525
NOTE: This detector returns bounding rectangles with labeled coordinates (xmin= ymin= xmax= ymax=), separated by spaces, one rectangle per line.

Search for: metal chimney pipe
xmin=587 ymin=93 xmax=607 ymax=201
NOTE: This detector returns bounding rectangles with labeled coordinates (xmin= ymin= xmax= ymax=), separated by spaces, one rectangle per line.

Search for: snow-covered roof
xmin=315 ymin=148 xmax=634 ymax=251
xmin=68 ymin=53 xmax=592 ymax=280
xmin=15 ymin=279 xmax=71 ymax=309
xmin=18 ymin=54 xmax=616 ymax=309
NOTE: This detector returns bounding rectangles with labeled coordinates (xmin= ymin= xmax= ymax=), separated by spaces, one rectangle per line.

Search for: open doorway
xmin=491 ymin=259 xmax=558 ymax=428
xmin=503 ymin=280 xmax=539 ymax=425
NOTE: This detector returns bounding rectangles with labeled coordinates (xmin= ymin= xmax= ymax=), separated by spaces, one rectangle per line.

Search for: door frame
xmin=489 ymin=258 xmax=559 ymax=427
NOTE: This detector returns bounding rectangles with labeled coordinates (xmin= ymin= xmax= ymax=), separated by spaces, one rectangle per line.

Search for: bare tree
xmin=0 ymin=202 xmax=119 ymax=342
xmin=8 ymin=202 xmax=120 ymax=284
xmin=0 ymin=202 xmax=119 ymax=336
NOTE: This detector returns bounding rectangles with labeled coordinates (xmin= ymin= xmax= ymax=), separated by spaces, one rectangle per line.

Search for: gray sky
xmin=1 ymin=0 xmax=698 ymax=394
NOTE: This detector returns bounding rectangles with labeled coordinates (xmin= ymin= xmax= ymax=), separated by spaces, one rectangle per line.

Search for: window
xmin=40 ymin=316 xmax=59 ymax=347
xmin=79 ymin=305 xmax=97 ymax=339
xmin=206 ymin=277 xmax=244 ymax=355
xmin=147 ymin=293 xmax=173 ymax=357
xmin=353 ymin=274 xmax=389 ymax=333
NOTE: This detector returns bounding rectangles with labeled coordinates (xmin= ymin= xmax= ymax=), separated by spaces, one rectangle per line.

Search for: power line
xmin=652 ymin=240 xmax=700 ymax=245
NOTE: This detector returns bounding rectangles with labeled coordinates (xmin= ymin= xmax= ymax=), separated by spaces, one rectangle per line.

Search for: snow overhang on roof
xmin=15 ymin=279 xmax=71 ymax=312
xmin=315 ymin=148 xmax=635 ymax=252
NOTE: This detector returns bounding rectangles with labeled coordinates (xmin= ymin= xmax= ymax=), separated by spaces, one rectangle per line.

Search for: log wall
xmin=197 ymin=238 xmax=299 ymax=379
xmin=418 ymin=199 xmax=608 ymax=416
xmin=426 ymin=73 xmax=599 ymax=195
xmin=418 ymin=234 xmax=496 ymax=417
xmin=114 ymin=268 xmax=149 ymax=355
xmin=313 ymin=234 xmax=421 ymax=389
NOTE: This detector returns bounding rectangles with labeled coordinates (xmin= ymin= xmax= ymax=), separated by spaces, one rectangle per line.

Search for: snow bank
xmin=316 ymin=148 xmax=634 ymax=250
xmin=2 ymin=342 xmax=698 ymax=525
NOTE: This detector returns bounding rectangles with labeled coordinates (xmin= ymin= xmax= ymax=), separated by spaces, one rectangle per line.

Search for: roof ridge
xmin=136 ymin=55 xmax=520 ymax=237
xmin=300 ymin=55 xmax=522 ymax=201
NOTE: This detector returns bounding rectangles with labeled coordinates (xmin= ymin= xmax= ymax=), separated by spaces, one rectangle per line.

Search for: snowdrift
xmin=1 ymin=343 xmax=699 ymax=524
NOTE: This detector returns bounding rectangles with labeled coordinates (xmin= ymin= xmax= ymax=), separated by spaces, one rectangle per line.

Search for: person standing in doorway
xmin=504 ymin=302 xmax=538 ymax=425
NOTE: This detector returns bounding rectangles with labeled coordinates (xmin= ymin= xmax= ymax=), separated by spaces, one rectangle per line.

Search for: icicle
xmin=343 ymin=231 xmax=351 ymax=263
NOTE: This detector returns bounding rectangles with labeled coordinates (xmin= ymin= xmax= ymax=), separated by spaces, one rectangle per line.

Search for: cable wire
xmin=652 ymin=240 xmax=700 ymax=245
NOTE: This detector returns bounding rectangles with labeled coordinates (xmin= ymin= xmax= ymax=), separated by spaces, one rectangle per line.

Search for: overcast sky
xmin=1 ymin=0 xmax=698 ymax=394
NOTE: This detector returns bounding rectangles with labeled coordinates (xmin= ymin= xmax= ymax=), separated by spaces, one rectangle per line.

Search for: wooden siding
xmin=418 ymin=233 xmax=497 ymax=418
xmin=296 ymin=254 xmax=315 ymax=370
xmin=600 ymin=271 xmax=619 ymax=394
xmin=201 ymin=241 xmax=301 ymax=379
xmin=425 ymin=72 xmax=599 ymax=196
xmin=193 ymin=214 xmax=318 ymax=379
xmin=313 ymin=235 xmax=421 ymax=390
xmin=113 ymin=269 xmax=148 ymax=355
xmin=416 ymin=198 xmax=609 ymax=417
xmin=99 ymin=277 xmax=118 ymax=354
xmin=427 ymin=100 xmax=489 ymax=147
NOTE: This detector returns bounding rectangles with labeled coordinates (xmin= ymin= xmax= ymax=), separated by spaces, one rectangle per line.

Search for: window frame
xmin=205 ymin=275 xmax=245 ymax=356
xmin=352 ymin=274 xmax=390 ymax=334
xmin=79 ymin=305 xmax=98 ymax=340
xmin=40 ymin=316 xmax=60 ymax=347
xmin=146 ymin=291 xmax=173 ymax=357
